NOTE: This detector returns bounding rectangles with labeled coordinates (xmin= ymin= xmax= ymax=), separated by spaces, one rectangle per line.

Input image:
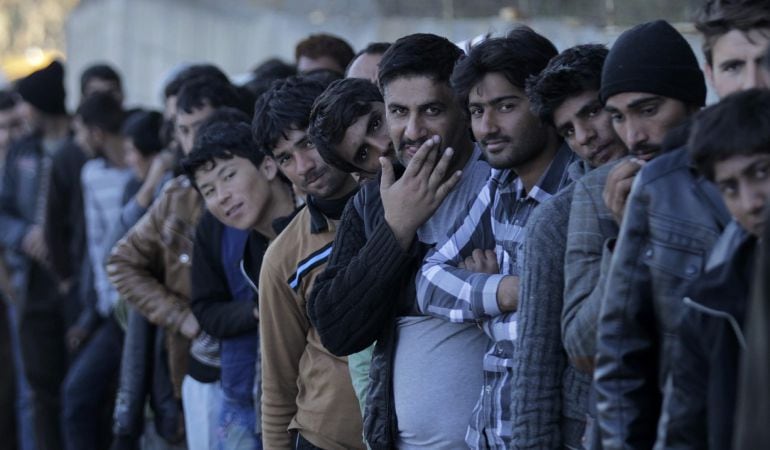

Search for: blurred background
xmin=0 ymin=0 xmax=706 ymax=109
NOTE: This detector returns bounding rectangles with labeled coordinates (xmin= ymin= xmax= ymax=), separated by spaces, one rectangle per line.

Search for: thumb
xmin=380 ymin=157 xmax=395 ymax=190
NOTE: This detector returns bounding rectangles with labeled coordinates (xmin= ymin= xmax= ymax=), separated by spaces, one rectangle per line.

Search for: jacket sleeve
xmin=258 ymin=246 xmax=308 ymax=450
xmin=190 ymin=215 xmax=258 ymax=338
xmin=511 ymin=197 xmax=568 ymax=449
xmin=306 ymin=199 xmax=417 ymax=356
xmin=0 ymin=146 xmax=32 ymax=250
xmin=594 ymin=179 xmax=661 ymax=450
xmin=562 ymin=178 xmax=615 ymax=371
xmin=415 ymin=182 xmax=504 ymax=322
xmin=658 ymin=308 xmax=708 ymax=450
xmin=106 ymin=192 xmax=193 ymax=333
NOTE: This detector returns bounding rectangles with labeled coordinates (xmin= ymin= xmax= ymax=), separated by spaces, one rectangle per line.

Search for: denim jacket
xmin=594 ymin=147 xmax=731 ymax=450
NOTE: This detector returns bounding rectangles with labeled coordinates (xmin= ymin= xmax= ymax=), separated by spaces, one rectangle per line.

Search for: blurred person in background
xmin=345 ymin=42 xmax=391 ymax=82
xmin=295 ymin=33 xmax=355 ymax=75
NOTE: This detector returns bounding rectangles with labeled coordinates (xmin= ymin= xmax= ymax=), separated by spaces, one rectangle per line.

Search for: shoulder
xmin=265 ymin=206 xmax=310 ymax=262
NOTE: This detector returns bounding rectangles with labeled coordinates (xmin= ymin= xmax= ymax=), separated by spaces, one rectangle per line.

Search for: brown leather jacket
xmin=107 ymin=175 xmax=203 ymax=396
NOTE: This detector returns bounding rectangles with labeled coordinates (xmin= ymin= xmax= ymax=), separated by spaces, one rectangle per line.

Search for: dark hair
xmin=176 ymin=77 xmax=241 ymax=114
xmin=252 ymin=76 xmax=328 ymax=156
xmin=690 ymin=88 xmax=770 ymax=180
xmin=245 ymin=58 xmax=297 ymax=99
xmin=346 ymin=42 xmax=392 ymax=76
xmin=695 ymin=0 xmax=770 ymax=65
xmin=295 ymin=34 xmax=355 ymax=73
xmin=378 ymin=33 xmax=463 ymax=90
xmin=182 ymin=112 xmax=266 ymax=185
xmin=163 ymin=64 xmax=230 ymax=99
xmin=76 ymin=91 xmax=124 ymax=133
xmin=0 ymin=90 xmax=18 ymax=111
xmin=526 ymin=44 xmax=608 ymax=125
xmin=80 ymin=63 xmax=122 ymax=96
xmin=122 ymin=110 xmax=163 ymax=157
xmin=452 ymin=28 xmax=558 ymax=107
xmin=308 ymin=78 xmax=383 ymax=172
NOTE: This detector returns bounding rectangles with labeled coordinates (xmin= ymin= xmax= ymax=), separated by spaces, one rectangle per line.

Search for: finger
xmin=611 ymin=178 xmax=635 ymax=212
xmin=464 ymin=255 xmax=475 ymax=270
xmin=404 ymin=136 xmax=438 ymax=177
xmin=427 ymin=147 xmax=454 ymax=190
xmin=472 ymin=248 xmax=486 ymax=265
xmin=380 ymin=157 xmax=395 ymax=190
xmin=457 ymin=260 xmax=466 ymax=270
xmin=434 ymin=170 xmax=462 ymax=204
xmin=416 ymin=138 xmax=440 ymax=178
xmin=484 ymin=249 xmax=497 ymax=262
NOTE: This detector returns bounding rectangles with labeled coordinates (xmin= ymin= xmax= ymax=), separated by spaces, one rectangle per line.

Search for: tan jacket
xmin=257 ymin=205 xmax=364 ymax=450
xmin=107 ymin=175 xmax=203 ymax=395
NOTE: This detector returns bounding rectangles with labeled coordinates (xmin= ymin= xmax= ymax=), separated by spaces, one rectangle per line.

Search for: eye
xmin=202 ymin=187 xmax=215 ymax=198
xmin=368 ymin=116 xmax=382 ymax=133
xmin=469 ymin=106 xmax=483 ymax=118
xmin=225 ymin=170 xmax=236 ymax=180
xmin=751 ymin=162 xmax=770 ymax=180
xmin=355 ymin=147 xmax=369 ymax=164
xmin=610 ymin=112 xmax=624 ymax=123
xmin=561 ymin=126 xmax=575 ymax=138
xmin=425 ymin=106 xmax=442 ymax=116
xmin=498 ymin=102 xmax=515 ymax=113
xmin=389 ymin=106 xmax=407 ymax=117
xmin=277 ymin=154 xmax=291 ymax=166
xmin=587 ymin=105 xmax=602 ymax=118
xmin=640 ymin=104 xmax=659 ymax=116
xmin=722 ymin=61 xmax=744 ymax=73
xmin=719 ymin=184 xmax=738 ymax=198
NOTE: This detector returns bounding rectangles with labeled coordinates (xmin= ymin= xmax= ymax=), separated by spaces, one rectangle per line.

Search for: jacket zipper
xmin=240 ymin=259 xmax=258 ymax=294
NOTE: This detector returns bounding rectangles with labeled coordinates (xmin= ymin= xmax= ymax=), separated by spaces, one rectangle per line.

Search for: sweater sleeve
xmin=190 ymin=214 xmax=259 ymax=338
xmin=259 ymin=245 xmax=309 ymax=450
xmin=511 ymin=196 xmax=569 ymax=449
xmin=306 ymin=199 xmax=418 ymax=356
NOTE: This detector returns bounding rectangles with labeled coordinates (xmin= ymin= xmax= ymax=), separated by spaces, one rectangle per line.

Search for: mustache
xmin=629 ymin=143 xmax=659 ymax=156
xmin=398 ymin=137 xmax=429 ymax=151
xmin=301 ymin=167 xmax=326 ymax=187
xmin=480 ymin=133 xmax=512 ymax=147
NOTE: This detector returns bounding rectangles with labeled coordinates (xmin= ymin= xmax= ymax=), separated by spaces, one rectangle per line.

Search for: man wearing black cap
xmin=591 ymin=20 xmax=732 ymax=450
xmin=0 ymin=60 xmax=73 ymax=449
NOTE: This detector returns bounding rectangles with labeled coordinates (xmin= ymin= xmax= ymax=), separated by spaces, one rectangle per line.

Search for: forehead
xmin=712 ymin=28 xmax=770 ymax=63
xmin=714 ymin=153 xmax=770 ymax=181
xmin=383 ymin=75 xmax=453 ymax=106
xmin=347 ymin=53 xmax=383 ymax=81
xmin=274 ymin=128 xmax=308 ymax=153
xmin=468 ymin=72 xmax=522 ymax=102
xmin=176 ymin=103 xmax=214 ymax=125
xmin=605 ymin=91 xmax=665 ymax=111
xmin=553 ymin=90 xmax=599 ymax=126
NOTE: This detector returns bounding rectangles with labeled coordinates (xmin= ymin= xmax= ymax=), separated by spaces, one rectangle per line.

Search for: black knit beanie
xmin=16 ymin=60 xmax=67 ymax=115
xmin=600 ymin=20 xmax=706 ymax=107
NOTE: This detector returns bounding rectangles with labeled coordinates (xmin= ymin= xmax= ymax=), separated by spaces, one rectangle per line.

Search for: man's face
xmin=706 ymin=28 xmax=770 ymax=98
xmin=83 ymin=77 xmax=124 ymax=103
xmin=714 ymin=153 xmax=770 ymax=237
xmin=468 ymin=72 xmax=549 ymax=170
xmin=196 ymin=155 xmax=274 ymax=230
xmin=0 ymin=107 xmax=25 ymax=152
xmin=124 ymin=138 xmax=152 ymax=180
xmin=336 ymin=101 xmax=394 ymax=176
xmin=273 ymin=128 xmax=354 ymax=199
xmin=175 ymin=103 xmax=215 ymax=155
xmin=383 ymin=75 xmax=467 ymax=166
xmin=552 ymin=90 xmax=627 ymax=167
xmin=73 ymin=116 xmax=100 ymax=156
xmin=605 ymin=92 xmax=691 ymax=161
xmin=347 ymin=53 xmax=383 ymax=82
xmin=16 ymin=100 xmax=41 ymax=133
xmin=297 ymin=55 xmax=344 ymax=74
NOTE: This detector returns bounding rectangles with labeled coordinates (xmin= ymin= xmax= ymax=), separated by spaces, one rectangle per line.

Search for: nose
xmin=574 ymin=123 xmax=597 ymax=148
xmin=216 ymin=186 xmax=231 ymax=206
xmin=404 ymin=113 xmax=426 ymax=142
xmin=294 ymin=150 xmax=316 ymax=176
xmin=740 ymin=185 xmax=765 ymax=217
xmin=745 ymin=63 xmax=769 ymax=90
xmin=623 ymin=118 xmax=648 ymax=152
xmin=476 ymin=110 xmax=499 ymax=138
xmin=369 ymin=134 xmax=393 ymax=157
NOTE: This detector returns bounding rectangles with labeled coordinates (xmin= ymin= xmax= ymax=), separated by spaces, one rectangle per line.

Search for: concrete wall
xmin=65 ymin=0 xmax=711 ymax=110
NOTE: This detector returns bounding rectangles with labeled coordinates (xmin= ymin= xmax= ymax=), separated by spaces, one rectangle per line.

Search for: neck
xmin=325 ymin=175 xmax=359 ymax=201
xmin=40 ymin=115 xmax=70 ymax=142
xmin=101 ymin=135 xmax=128 ymax=168
xmin=253 ymin=182 xmax=295 ymax=239
xmin=516 ymin=131 xmax=561 ymax=193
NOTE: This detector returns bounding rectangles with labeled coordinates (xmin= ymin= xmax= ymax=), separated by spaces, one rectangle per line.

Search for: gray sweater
xmin=511 ymin=163 xmax=591 ymax=449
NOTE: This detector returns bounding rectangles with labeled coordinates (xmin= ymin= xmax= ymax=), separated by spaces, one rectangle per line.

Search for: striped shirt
xmin=416 ymin=144 xmax=576 ymax=448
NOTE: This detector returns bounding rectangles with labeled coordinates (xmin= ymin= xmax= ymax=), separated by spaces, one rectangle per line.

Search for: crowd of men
xmin=1 ymin=0 xmax=769 ymax=449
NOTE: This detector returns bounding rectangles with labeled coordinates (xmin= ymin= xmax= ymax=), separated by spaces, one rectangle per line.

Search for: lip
xmin=304 ymin=170 xmax=326 ymax=188
xmin=225 ymin=202 xmax=243 ymax=218
xmin=590 ymin=141 xmax=614 ymax=164
xmin=402 ymin=145 xmax=420 ymax=159
xmin=484 ymin=140 xmax=508 ymax=154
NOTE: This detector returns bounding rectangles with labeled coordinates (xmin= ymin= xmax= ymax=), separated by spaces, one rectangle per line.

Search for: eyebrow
xmin=626 ymin=95 xmax=663 ymax=110
xmin=293 ymin=133 xmax=310 ymax=148
xmin=469 ymin=95 xmax=520 ymax=108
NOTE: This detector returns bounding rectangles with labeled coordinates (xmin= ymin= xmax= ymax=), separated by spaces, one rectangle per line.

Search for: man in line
xmin=510 ymin=43 xmax=627 ymax=449
xmin=251 ymin=76 xmax=363 ymax=450
xmin=416 ymin=29 xmax=573 ymax=448
xmin=307 ymin=33 xmax=491 ymax=449
xmin=183 ymin=117 xmax=296 ymax=449
xmin=295 ymin=33 xmax=355 ymax=75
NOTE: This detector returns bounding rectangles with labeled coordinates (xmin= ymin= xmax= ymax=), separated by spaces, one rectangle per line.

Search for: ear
xmin=704 ymin=62 xmax=715 ymax=90
xmin=260 ymin=157 xmax=279 ymax=181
